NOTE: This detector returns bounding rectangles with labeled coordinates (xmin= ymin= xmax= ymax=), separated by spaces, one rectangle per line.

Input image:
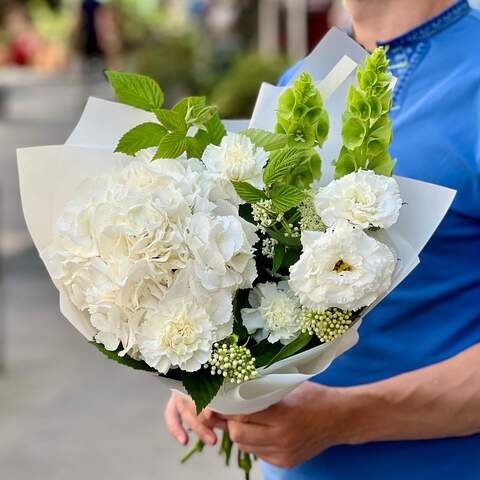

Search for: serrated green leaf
xmin=91 ymin=342 xmax=157 ymax=372
xmin=105 ymin=70 xmax=164 ymax=112
xmin=154 ymin=109 xmax=187 ymax=133
xmin=186 ymin=137 xmax=204 ymax=159
xmin=155 ymin=132 xmax=187 ymax=159
xmin=342 ymin=116 xmax=366 ymax=150
xmin=240 ymin=129 xmax=288 ymax=151
xmin=115 ymin=122 xmax=167 ymax=156
xmin=263 ymin=147 xmax=306 ymax=186
xmin=266 ymin=333 xmax=313 ymax=367
xmin=181 ymin=369 xmax=224 ymax=414
xmin=271 ymin=185 xmax=306 ymax=213
xmin=232 ymin=181 xmax=266 ymax=204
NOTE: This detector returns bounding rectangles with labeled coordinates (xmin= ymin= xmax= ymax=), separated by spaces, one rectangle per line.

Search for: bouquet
xmin=18 ymin=29 xmax=455 ymax=479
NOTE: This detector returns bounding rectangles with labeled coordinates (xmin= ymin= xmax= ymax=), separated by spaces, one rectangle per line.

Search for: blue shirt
xmin=265 ymin=2 xmax=480 ymax=479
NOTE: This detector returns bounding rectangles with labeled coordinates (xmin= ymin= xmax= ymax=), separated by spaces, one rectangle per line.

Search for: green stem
xmin=219 ymin=430 xmax=234 ymax=466
xmin=238 ymin=449 xmax=253 ymax=480
xmin=181 ymin=438 xmax=204 ymax=464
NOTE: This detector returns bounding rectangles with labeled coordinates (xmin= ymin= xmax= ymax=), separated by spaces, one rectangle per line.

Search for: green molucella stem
xmin=335 ymin=47 xmax=396 ymax=179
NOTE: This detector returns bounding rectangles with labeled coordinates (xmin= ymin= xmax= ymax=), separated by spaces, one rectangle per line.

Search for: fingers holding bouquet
xmin=224 ymin=382 xmax=350 ymax=469
xmin=165 ymin=393 xmax=227 ymax=447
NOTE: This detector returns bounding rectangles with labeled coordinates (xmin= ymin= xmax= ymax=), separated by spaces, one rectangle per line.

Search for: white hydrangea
xmin=202 ymin=132 xmax=268 ymax=188
xmin=43 ymin=158 xmax=257 ymax=370
xmin=289 ymin=222 xmax=395 ymax=312
xmin=241 ymin=282 xmax=302 ymax=344
xmin=314 ymin=170 xmax=402 ymax=229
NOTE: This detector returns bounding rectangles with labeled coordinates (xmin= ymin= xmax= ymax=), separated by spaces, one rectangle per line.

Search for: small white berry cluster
xmin=282 ymin=223 xmax=300 ymax=238
xmin=261 ymin=237 xmax=278 ymax=258
xmin=207 ymin=342 xmax=258 ymax=384
xmin=301 ymin=307 xmax=354 ymax=343
xmin=252 ymin=199 xmax=283 ymax=234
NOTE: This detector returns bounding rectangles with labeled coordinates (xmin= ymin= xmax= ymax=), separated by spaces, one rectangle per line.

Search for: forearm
xmin=338 ymin=343 xmax=480 ymax=445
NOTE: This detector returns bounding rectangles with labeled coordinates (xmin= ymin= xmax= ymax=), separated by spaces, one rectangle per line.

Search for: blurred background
xmin=0 ymin=1 xmax=477 ymax=479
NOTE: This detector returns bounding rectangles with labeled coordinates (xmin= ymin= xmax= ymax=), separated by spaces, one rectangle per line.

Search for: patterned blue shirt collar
xmin=377 ymin=0 xmax=471 ymax=47
xmin=377 ymin=0 xmax=472 ymax=111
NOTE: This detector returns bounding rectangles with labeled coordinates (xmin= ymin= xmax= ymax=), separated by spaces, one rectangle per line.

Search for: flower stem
xmin=219 ymin=430 xmax=234 ymax=466
xmin=181 ymin=438 xmax=204 ymax=464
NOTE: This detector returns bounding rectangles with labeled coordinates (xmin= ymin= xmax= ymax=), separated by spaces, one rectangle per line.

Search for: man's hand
xmin=225 ymin=382 xmax=351 ymax=468
xmin=164 ymin=393 xmax=227 ymax=447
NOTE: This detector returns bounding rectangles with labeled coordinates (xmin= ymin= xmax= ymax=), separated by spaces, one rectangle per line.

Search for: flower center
xmin=334 ymin=259 xmax=352 ymax=273
xmin=260 ymin=294 xmax=298 ymax=330
xmin=225 ymin=147 xmax=248 ymax=166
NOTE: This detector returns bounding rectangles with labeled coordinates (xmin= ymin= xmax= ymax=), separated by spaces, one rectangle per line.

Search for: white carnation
xmin=314 ymin=170 xmax=402 ymax=229
xmin=289 ymin=222 xmax=395 ymax=312
xmin=44 ymin=158 xmax=256 ymax=363
xmin=137 ymin=275 xmax=233 ymax=373
xmin=202 ymin=132 xmax=268 ymax=188
xmin=242 ymin=282 xmax=302 ymax=344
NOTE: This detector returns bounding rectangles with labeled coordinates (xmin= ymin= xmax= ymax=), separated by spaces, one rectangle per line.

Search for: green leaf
xmin=266 ymin=333 xmax=313 ymax=367
xmin=271 ymin=185 xmax=306 ymax=213
xmin=282 ymin=247 xmax=301 ymax=270
xmin=115 ymin=122 xmax=167 ymax=156
xmin=252 ymin=339 xmax=283 ymax=368
xmin=186 ymin=137 xmax=204 ymax=159
xmin=105 ymin=70 xmax=164 ymax=112
xmin=181 ymin=369 xmax=224 ymax=414
xmin=154 ymin=109 xmax=187 ymax=133
xmin=272 ymin=244 xmax=285 ymax=275
xmin=204 ymin=113 xmax=226 ymax=146
xmin=155 ymin=132 xmax=187 ymax=159
xmin=342 ymin=116 xmax=366 ymax=150
xmin=240 ymin=128 xmax=288 ymax=151
xmin=91 ymin=342 xmax=157 ymax=372
xmin=263 ymin=147 xmax=306 ymax=186
xmin=232 ymin=181 xmax=266 ymax=204
xmin=172 ymin=96 xmax=206 ymax=118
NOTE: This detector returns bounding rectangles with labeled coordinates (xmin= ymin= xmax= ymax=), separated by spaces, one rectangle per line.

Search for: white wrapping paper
xmin=17 ymin=28 xmax=456 ymax=415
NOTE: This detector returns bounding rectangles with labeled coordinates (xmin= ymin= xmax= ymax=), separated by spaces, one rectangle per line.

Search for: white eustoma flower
xmin=314 ymin=170 xmax=402 ymax=229
xmin=202 ymin=132 xmax=268 ymax=188
xmin=289 ymin=222 xmax=395 ymax=312
xmin=44 ymin=157 xmax=256 ymax=359
xmin=241 ymin=282 xmax=302 ymax=344
xmin=137 ymin=273 xmax=233 ymax=373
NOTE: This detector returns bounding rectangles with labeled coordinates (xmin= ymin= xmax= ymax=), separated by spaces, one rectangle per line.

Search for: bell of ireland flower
xmin=289 ymin=222 xmax=395 ymax=312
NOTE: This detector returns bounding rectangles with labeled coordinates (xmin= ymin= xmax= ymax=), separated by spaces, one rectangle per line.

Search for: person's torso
xmin=264 ymin=2 xmax=480 ymax=479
